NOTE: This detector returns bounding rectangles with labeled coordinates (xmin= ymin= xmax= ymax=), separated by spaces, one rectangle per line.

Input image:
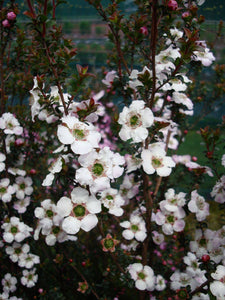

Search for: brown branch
xmin=149 ymin=0 xmax=158 ymax=109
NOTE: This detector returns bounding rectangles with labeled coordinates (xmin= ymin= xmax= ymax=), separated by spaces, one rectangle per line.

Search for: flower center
xmin=152 ymin=157 xmax=163 ymax=168
xmin=28 ymin=274 xmax=33 ymax=280
xmin=131 ymin=224 xmax=139 ymax=232
xmin=46 ymin=210 xmax=54 ymax=217
xmin=106 ymin=195 xmax=113 ymax=200
xmin=11 ymin=226 xmax=18 ymax=234
xmin=167 ymin=215 xmax=174 ymax=223
xmin=20 ymin=183 xmax=26 ymax=190
xmin=170 ymin=198 xmax=177 ymax=204
xmin=130 ymin=115 xmax=140 ymax=127
xmin=52 ymin=226 xmax=60 ymax=234
xmin=92 ymin=163 xmax=104 ymax=176
xmin=138 ymin=272 xmax=146 ymax=280
xmin=15 ymin=248 xmax=22 ymax=254
xmin=104 ymin=238 xmax=114 ymax=249
xmin=73 ymin=128 xmax=86 ymax=140
xmin=73 ymin=205 xmax=86 ymax=217
xmin=196 ymin=198 xmax=204 ymax=210
xmin=0 ymin=187 xmax=6 ymax=193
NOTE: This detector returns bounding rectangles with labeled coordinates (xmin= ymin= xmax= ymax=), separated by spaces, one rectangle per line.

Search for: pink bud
xmin=167 ymin=95 xmax=172 ymax=102
xmin=15 ymin=138 xmax=23 ymax=146
xmin=182 ymin=11 xmax=190 ymax=18
xmin=38 ymin=288 xmax=43 ymax=293
xmin=192 ymin=156 xmax=197 ymax=161
xmin=29 ymin=169 xmax=37 ymax=175
xmin=2 ymin=19 xmax=10 ymax=28
xmin=202 ymin=254 xmax=210 ymax=262
xmin=140 ymin=26 xmax=148 ymax=36
xmin=168 ymin=0 xmax=178 ymax=10
xmin=183 ymin=130 xmax=188 ymax=135
xmin=7 ymin=12 xmax=16 ymax=20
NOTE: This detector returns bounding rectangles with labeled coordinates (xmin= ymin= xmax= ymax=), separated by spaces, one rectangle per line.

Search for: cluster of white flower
xmin=99 ymin=188 xmax=125 ymax=217
xmin=190 ymin=228 xmax=225 ymax=263
xmin=211 ymin=175 xmax=225 ymax=203
xmin=120 ymin=214 xmax=147 ymax=242
xmin=75 ymin=147 xmax=125 ymax=193
xmin=0 ymin=113 xmax=23 ymax=135
xmin=2 ymin=217 xmax=33 ymax=243
xmin=118 ymin=100 xmax=154 ymax=143
xmin=188 ymin=190 xmax=209 ymax=221
xmin=154 ymin=189 xmax=186 ymax=235
xmin=141 ymin=142 xmax=176 ymax=177
xmin=56 ymin=187 xmax=101 ymax=235
xmin=127 ymin=263 xmax=155 ymax=291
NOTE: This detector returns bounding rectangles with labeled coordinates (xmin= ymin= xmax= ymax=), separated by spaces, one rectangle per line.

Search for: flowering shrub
xmin=0 ymin=0 xmax=225 ymax=299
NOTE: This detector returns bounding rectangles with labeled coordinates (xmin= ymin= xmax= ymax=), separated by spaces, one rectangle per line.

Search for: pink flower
xmin=2 ymin=19 xmax=10 ymax=28
xmin=140 ymin=26 xmax=148 ymax=36
xmin=182 ymin=11 xmax=190 ymax=18
xmin=7 ymin=12 xmax=16 ymax=20
xmin=167 ymin=0 xmax=178 ymax=10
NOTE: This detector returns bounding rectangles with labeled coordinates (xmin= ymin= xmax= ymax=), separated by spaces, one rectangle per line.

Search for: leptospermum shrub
xmin=0 ymin=0 xmax=225 ymax=299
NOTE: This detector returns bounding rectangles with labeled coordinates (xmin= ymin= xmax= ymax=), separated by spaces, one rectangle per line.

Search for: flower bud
xmin=7 ymin=12 xmax=16 ymax=20
xmin=140 ymin=26 xmax=148 ymax=36
xmin=202 ymin=254 xmax=210 ymax=262
xmin=168 ymin=0 xmax=178 ymax=10
xmin=182 ymin=11 xmax=190 ymax=18
xmin=2 ymin=19 xmax=10 ymax=28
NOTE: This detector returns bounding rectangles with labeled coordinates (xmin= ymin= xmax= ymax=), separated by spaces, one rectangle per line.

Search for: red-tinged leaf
xmin=76 ymin=64 xmax=82 ymax=74
xmin=23 ymin=10 xmax=35 ymax=19
xmin=183 ymin=28 xmax=192 ymax=39
xmin=89 ymin=98 xmax=95 ymax=107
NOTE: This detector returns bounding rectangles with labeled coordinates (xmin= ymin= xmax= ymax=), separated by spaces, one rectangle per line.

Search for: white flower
xmin=118 ymin=100 xmax=154 ymax=143
xmin=183 ymin=252 xmax=201 ymax=277
xmin=76 ymin=147 xmax=124 ymax=193
xmin=0 ymin=113 xmax=23 ymax=135
xmin=5 ymin=242 xmax=30 ymax=263
xmin=56 ymin=187 xmax=101 ymax=235
xmin=222 ymin=154 xmax=225 ymax=167
xmin=170 ymin=271 xmax=192 ymax=290
xmin=102 ymin=70 xmax=117 ymax=87
xmin=29 ymin=77 xmax=42 ymax=121
xmin=21 ymin=268 xmax=38 ymax=288
xmin=210 ymin=265 xmax=225 ymax=298
xmin=99 ymin=188 xmax=125 ymax=216
xmin=155 ymin=275 xmax=166 ymax=291
xmin=0 ymin=178 xmax=15 ymax=203
xmin=13 ymin=196 xmax=31 ymax=214
xmin=2 ymin=273 xmax=17 ymax=293
xmin=155 ymin=201 xmax=185 ymax=235
xmin=192 ymin=47 xmax=215 ymax=66
xmin=170 ymin=28 xmax=183 ymax=41
xmin=14 ymin=176 xmax=33 ymax=200
xmin=152 ymin=231 xmax=164 ymax=245
xmin=120 ymin=215 xmax=147 ymax=242
xmin=57 ymin=115 xmax=101 ymax=154
xmin=119 ymin=173 xmax=140 ymax=205
xmin=127 ymin=263 xmax=155 ymax=291
xmin=34 ymin=199 xmax=60 ymax=229
xmin=18 ymin=252 xmax=40 ymax=269
xmin=163 ymin=188 xmax=186 ymax=212
xmin=211 ymin=176 xmax=225 ymax=203
xmin=172 ymin=92 xmax=193 ymax=113
xmin=2 ymin=217 xmax=32 ymax=243
xmin=0 ymin=153 xmax=6 ymax=172
xmin=141 ymin=142 xmax=175 ymax=177
xmin=188 ymin=190 xmax=209 ymax=221
xmin=155 ymin=45 xmax=181 ymax=74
